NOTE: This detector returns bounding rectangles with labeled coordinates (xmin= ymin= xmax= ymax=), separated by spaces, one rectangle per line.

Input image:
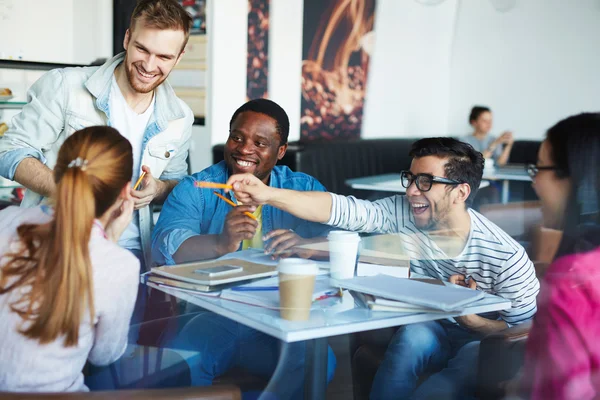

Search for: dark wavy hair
xmin=409 ymin=137 xmax=484 ymax=207
xmin=545 ymin=113 xmax=600 ymax=259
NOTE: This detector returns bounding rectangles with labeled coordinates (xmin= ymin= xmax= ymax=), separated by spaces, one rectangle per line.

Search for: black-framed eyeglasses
xmin=400 ymin=170 xmax=464 ymax=192
xmin=526 ymin=164 xmax=561 ymax=179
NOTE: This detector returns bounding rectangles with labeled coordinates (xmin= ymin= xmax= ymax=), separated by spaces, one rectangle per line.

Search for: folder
xmin=334 ymin=274 xmax=485 ymax=312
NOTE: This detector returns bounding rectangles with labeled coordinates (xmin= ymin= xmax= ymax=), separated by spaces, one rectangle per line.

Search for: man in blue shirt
xmin=152 ymin=98 xmax=330 ymax=265
xmin=151 ymin=99 xmax=336 ymax=398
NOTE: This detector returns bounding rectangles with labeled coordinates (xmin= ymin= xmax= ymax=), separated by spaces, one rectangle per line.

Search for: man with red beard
xmin=0 ymin=0 xmax=194 ymax=270
xmin=226 ymin=137 xmax=540 ymax=400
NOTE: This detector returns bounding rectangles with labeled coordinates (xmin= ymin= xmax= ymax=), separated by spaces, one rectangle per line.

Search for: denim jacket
xmin=0 ymin=53 xmax=194 ymax=267
xmin=152 ymin=161 xmax=331 ymax=265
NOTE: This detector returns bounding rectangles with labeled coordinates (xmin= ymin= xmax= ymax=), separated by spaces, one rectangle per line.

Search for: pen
xmin=313 ymin=290 xmax=344 ymax=302
xmin=231 ymin=286 xmax=279 ymax=292
xmin=213 ymin=191 xmax=258 ymax=221
xmin=133 ymin=171 xmax=146 ymax=190
xmin=195 ymin=181 xmax=233 ymax=190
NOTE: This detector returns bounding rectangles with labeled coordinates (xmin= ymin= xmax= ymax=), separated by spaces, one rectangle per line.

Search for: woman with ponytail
xmin=0 ymin=126 xmax=139 ymax=392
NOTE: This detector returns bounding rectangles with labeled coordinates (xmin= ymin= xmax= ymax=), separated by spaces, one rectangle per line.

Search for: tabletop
xmin=482 ymin=165 xmax=531 ymax=182
xmin=143 ymin=272 xmax=511 ymax=343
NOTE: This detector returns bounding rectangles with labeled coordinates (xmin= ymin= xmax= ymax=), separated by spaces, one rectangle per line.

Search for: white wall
xmin=206 ymin=0 xmax=248 ymax=146
xmin=448 ymin=0 xmax=600 ymax=139
xmin=362 ymin=0 xmax=458 ymax=138
xmin=73 ymin=0 xmax=113 ymax=64
xmin=269 ymin=0 xmax=304 ymax=141
xmin=0 ymin=0 xmax=112 ymax=64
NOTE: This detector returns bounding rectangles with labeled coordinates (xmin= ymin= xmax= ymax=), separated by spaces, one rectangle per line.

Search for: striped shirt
xmin=327 ymin=193 xmax=540 ymax=326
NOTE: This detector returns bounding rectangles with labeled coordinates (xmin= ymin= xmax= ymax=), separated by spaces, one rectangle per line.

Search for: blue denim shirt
xmin=152 ymin=161 xmax=331 ymax=265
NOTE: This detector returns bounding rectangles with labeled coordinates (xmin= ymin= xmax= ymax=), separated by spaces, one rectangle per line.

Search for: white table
xmin=142 ymin=273 xmax=510 ymax=399
xmin=482 ymin=165 xmax=531 ymax=204
xmin=345 ymin=173 xmax=490 ymax=194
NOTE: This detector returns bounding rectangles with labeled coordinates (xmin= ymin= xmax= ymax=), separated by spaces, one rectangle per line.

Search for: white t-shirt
xmin=109 ymin=76 xmax=155 ymax=250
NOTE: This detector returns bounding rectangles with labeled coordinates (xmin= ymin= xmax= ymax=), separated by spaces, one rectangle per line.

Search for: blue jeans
xmin=165 ymin=312 xmax=337 ymax=400
xmin=370 ymin=320 xmax=482 ymax=400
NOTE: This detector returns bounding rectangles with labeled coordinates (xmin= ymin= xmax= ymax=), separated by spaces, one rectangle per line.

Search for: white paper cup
xmin=328 ymin=231 xmax=361 ymax=280
xmin=278 ymin=259 xmax=319 ymax=321
xmin=484 ymin=158 xmax=495 ymax=171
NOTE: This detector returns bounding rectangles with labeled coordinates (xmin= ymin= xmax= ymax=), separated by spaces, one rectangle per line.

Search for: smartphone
xmin=193 ymin=265 xmax=243 ymax=277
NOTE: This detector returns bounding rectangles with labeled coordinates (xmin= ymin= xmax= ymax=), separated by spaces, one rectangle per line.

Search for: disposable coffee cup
xmin=278 ymin=259 xmax=319 ymax=321
xmin=328 ymin=231 xmax=361 ymax=280
xmin=484 ymin=158 xmax=495 ymax=171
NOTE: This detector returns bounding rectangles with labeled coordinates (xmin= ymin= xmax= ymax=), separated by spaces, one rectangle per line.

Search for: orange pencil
xmin=195 ymin=181 xmax=233 ymax=190
xmin=133 ymin=171 xmax=146 ymax=190
xmin=213 ymin=191 xmax=258 ymax=221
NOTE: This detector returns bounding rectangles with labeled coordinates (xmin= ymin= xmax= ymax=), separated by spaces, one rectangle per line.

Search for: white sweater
xmin=0 ymin=206 xmax=140 ymax=392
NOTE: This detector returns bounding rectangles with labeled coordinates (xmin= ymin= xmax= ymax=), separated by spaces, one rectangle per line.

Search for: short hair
xmin=409 ymin=137 xmax=484 ymax=208
xmin=130 ymin=0 xmax=193 ymax=52
xmin=469 ymin=106 xmax=491 ymax=123
xmin=229 ymin=99 xmax=290 ymax=145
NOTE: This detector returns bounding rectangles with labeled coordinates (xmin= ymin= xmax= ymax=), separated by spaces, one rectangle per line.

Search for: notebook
xmin=151 ymin=258 xmax=277 ymax=286
xmin=334 ymin=274 xmax=485 ymax=312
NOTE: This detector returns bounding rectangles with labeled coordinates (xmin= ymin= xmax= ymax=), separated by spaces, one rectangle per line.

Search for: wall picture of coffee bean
xmin=301 ymin=0 xmax=376 ymax=141
xmin=247 ymin=0 xmax=269 ymax=100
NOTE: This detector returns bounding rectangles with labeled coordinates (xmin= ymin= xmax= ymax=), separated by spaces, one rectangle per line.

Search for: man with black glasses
xmin=225 ymin=137 xmax=540 ymax=400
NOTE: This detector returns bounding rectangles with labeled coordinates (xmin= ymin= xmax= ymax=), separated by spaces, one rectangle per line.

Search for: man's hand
xmin=449 ymin=274 xmax=480 ymax=328
xmin=131 ymin=166 xmax=167 ymax=210
xmin=226 ymin=173 xmax=274 ymax=205
xmin=263 ymin=229 xmax=308 ymax=259
xmin=449 ymin=274 xmax=477 ymax=289
xmin=105 ymin=198 xmax=135 ymax=243
xmin=216 ymin=205 xmax=259 ymax=254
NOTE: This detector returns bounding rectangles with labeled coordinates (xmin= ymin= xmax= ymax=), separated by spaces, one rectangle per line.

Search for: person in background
xmin=522 ymin=113 xmax=600 ymax=400
xmin=463 ymin=105 xmax=514 ymax=167
xmin=0 ymin=0 xmax=194 ymax=269
xmin=226 ymin=137 xmax=540 ymax=400
xmin=152 ymin=98 xmax=336 ymax=399
xmin=0 ymin=127 xmax=138 ymax=392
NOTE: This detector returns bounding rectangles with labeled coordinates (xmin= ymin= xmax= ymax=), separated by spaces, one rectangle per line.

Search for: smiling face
xmin=224 ymin=111 xmax=288 ymax=184
xmin=122 ymin=19 xmax=185 ymax=94
xmin=532 ymin=140 xmax=571 ymax=229
xmin=405 ymin=156 xmax=470 ymax=231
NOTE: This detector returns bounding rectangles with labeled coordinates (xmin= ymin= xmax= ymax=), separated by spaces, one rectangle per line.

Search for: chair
xmin=0 ymin=386 xmax=241 ymax=400
xmin=478 ymin=201 xmax=542 ymax=243
xmin=476 ymin=226 xmax=562 ymax=400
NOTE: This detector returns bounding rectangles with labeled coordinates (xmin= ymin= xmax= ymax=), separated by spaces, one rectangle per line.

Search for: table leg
xmin=304 ymin=337 xmax=328 ymax=400
xmin=502 ymin=180 xmax=510 ymax=204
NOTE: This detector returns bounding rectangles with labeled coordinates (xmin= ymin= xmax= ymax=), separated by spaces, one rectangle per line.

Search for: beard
xmin=415 ymin=198 xmax=452 ymax=232
xmin=124 ymin=57 xmax=167 ymax=94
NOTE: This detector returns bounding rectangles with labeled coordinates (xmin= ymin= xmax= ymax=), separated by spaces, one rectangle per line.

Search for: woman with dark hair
xmin=522 ymin=112 xmax=600 ymax=399
xmin=0 ymin=126 xmax=139 ymax=391
xmin=463 ymin=105 xmax=514 ymax=167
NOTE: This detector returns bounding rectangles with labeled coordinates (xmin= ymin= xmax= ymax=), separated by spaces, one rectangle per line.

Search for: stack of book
xmin=338 ymin=275 xmax=486 ymax=313
xmin=145 ymin=258 xmax=279 ymax=293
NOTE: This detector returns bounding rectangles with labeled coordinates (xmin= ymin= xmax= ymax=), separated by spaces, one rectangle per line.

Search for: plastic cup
xmin=328 ymin=231 xmax=361 ymax=280
xmin=278 ymin=259 xmax=319 ymax=321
